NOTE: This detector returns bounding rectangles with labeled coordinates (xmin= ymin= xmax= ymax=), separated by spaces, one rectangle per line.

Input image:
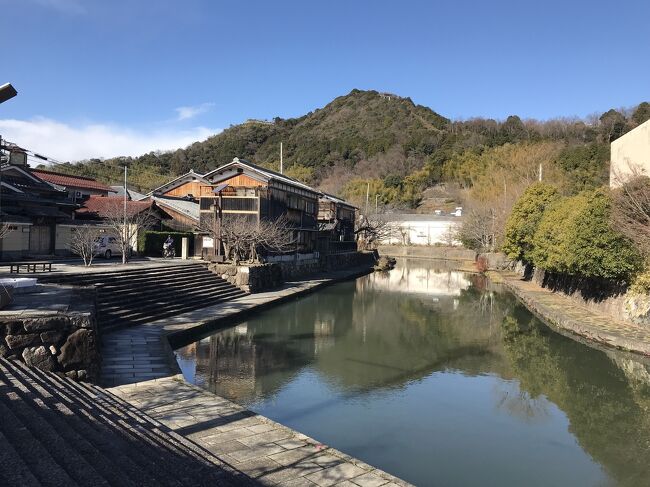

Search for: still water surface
xmin=176 ymin=259 xmax=650 ymax=486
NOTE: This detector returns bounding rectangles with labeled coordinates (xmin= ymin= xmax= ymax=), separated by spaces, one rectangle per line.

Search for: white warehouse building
xmin=379 ymin=214 xmax=461 ymax=246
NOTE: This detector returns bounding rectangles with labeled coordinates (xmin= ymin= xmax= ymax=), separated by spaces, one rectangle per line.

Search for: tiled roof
xmin=110 ymin=186 xmax=148 ymax=201
xmin=76 ymin=196 xmax=154 ymax=218
xmin=152 ymin=196 xmax=199 ymax=221
xmin=30 ymin=169 xmax=115 ymax=193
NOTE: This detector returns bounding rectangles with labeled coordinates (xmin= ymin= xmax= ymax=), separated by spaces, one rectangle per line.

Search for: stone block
xmin=2 ymin=321 xmax=24 ymax=335
xmin=5 ymin=333 xmax=40 ymax=349
xmin=58 ymin=329 xmax=97 ymax=370
xmin=40 ymin=330 xmax=66 ymax=346
xmin=22 ymin=346 xmax=57 ymax=371
xmin=24 ymin=317 xmax=65 ymax=333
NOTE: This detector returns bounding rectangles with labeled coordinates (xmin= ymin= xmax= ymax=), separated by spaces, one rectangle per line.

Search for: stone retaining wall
xmin=377 ymin=245 xmax=476 ymax=261
xmin=486 ymin=252 xmax=650 ymax=328
xmin=0 ymin=287 xmax=100 ymax=382
xmin=210 ymin=251 xmax=377 ymax=293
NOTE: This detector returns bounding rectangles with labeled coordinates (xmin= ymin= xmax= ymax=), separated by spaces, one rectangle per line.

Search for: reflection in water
xmin=175 ymin=259 xmax=650 ymax=487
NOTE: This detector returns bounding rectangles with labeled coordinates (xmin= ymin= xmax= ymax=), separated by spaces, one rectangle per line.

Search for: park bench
xmin=7 ymin=262 xmax=53 ymax=274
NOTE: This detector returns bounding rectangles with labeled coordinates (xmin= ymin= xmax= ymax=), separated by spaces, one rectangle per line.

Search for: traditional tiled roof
xmin=76 ymin=196 xmax=155 ymax=218
xmin=110 ymin=186 xmax=148 ymax=201
xmin=152 ymin=196 xmax=199 ymax=221
xmin=30 ymin=169 xmax=115 ymax=193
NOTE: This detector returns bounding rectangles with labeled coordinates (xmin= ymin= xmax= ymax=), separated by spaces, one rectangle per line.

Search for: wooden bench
xmin=8 ymin=262 xmax=53 ymax=274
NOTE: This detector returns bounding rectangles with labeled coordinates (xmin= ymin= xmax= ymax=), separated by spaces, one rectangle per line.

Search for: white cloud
xmin=175 ymin=102 xmax=215 ymax=121
xmin=0 ymin=117 xmax=219 ymax=163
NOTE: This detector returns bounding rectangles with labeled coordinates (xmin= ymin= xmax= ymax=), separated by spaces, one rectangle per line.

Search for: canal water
xmin=175 ymin=259 xmax=650 ymax=487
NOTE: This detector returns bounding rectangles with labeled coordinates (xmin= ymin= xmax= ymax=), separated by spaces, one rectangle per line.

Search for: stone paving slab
xmin=499 ymin=272 xmax=650 ymax=356
xmin=109 ymin=375 xmax=412 ymax=487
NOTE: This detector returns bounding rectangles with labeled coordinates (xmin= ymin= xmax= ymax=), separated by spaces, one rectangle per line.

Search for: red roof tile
xmin=76 ymin=196 xmax=154 ymax=218
xmin=30 ymin=169 xmax=115 ymax=193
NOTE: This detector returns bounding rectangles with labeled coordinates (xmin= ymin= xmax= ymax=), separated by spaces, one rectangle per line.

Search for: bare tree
xmin=355 ymin=214 xmax=393 ymax=250
xmin=254 ymin=216 xmax=296 ymax=261
xmin=101 ymin=199 xmax=158 ymax=264
xmin=198 ymin=214 xmax=296 ymax=263
xmin=457 ymin=207 xmax=498 ymax=252
xmin=441 ymin=224 xmax=458 ymax=247
xmin=70 ymin=225 xmax=102 ymax=266
xmin=0 ymin=223 xmax=12 ymax=240
xmin=612 ymin=173 xmax=650 ymax=257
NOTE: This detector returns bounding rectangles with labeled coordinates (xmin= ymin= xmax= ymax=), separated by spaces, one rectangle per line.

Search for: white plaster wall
xmin=2 ymin=225 xmax=30 ymax=252
xmin=381 ymin=219 xmax=460 ymax=246
xmin=611 ymin=119 xmax=650 ymax=187
xmin=55 ymin=225 xmax=73 ymax=252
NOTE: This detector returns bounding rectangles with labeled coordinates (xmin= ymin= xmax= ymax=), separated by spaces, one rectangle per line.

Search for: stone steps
xmin=0 ymin=357 xmax=251 ymax=486
xmin=41 ymin=263 xmax=247 ymax=333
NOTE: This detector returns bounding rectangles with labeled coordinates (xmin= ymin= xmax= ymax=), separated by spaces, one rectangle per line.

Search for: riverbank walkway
xmin=497 ymin=271 xmax=650 ymax=356
xmin=110 ymin=375 xmax=409 ymax=487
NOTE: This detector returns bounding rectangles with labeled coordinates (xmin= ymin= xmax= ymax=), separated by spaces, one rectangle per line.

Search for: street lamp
xmin=212 ymin=183 xmax=228 ymax=261
xmin=0 ymin=83 xmax=17 ymax=104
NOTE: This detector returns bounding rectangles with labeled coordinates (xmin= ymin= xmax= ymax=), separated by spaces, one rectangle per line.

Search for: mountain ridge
xmin=40 ymin=90 xmax=650 ymax=208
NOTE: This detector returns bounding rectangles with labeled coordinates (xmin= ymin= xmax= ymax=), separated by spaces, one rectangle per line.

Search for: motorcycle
xmin=162 ymin=242 xmax=175 ymax=258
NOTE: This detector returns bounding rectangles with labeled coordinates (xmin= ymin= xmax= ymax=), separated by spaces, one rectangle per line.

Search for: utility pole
xmin=280 ymin=142 xmax=283 ymax=174
xmin=123 ymin=166 xmax=127 ymax=263
xmin=375 ymin=194 xmax=378 ymax=212
xmin=539 ymin=163 xmax=543 ymax=182
xmin=365 ymin=182 xmax=370 ymax=216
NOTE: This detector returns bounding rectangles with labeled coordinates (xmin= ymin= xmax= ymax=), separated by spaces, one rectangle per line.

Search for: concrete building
xmin=610 ymin=119 xmax=650 ymax=187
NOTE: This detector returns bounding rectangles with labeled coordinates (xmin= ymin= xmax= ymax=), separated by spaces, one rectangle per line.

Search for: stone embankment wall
xmin=0 ymin=288 xmax=100 ymax=382
xmin=376 ymin=245 xmax=476 ymax=261
xmin=210 ymin=251 xmax=377 ymax=293
xmin=482 ymin=252 xmax=650 ymax=328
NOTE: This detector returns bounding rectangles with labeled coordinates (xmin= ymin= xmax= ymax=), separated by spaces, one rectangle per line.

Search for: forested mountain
xmin=43 ymin=90 xmax=650 ymax=209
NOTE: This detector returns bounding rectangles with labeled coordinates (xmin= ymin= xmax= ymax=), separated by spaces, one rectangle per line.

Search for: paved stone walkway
xmin=110 ymin=375 xmax=411 ymax=487
xmin=499 ymin=272 xmax=650 ymax=356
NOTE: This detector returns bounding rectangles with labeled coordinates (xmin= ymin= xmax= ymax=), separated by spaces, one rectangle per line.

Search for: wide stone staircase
xmin=0 ymin=357 xmax=253 ymax=486
xmin=39 ymin=263 xmax=247 ymax=332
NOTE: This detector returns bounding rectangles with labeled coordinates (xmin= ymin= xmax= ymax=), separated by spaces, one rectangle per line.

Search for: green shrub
xmin=532 ymin=189 xmax=642 ymax=281
xmin=138 ymin=231 xmax=194 ymax=257
xmin=502 ymin=182 xmax=559 ymax=263
xmin=531 ymin=194 xmax=586 ymax=274
xmin=565 ymin=189 xmax=642 ymax=280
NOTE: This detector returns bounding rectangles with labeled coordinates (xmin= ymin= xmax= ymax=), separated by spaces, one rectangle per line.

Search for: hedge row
xmin=503 ymin=184 xmax=642 ymax=281
xmin=137 ymin=231 xmax=195 ymax=257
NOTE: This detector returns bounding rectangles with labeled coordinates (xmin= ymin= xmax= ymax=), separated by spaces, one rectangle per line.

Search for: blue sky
xmin=1 ymin=0 xmax=649 ymax=161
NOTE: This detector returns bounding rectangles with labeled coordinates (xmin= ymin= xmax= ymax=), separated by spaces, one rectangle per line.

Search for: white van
xmin=93 ymin=235 xmax=122 ymax=259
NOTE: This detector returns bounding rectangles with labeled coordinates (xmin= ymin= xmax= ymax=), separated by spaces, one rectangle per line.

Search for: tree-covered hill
xmin=41 ymin=90 xmax=650 ymax=209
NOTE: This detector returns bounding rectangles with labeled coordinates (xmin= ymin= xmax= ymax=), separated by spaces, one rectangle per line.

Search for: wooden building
xmin=199 ymin=158 xmax=320 ymax=256
xmin=148 ymin=170 xmax=208 ymax=231
xmin=0 ymin=164 xmax=77 ymax=259
xmin=317 ymin=193 xmax=357 ymax=254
